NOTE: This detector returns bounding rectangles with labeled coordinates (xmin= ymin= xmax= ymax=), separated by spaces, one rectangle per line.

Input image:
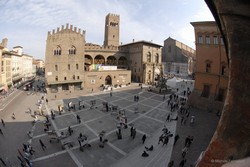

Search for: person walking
xmin=0 ymin=157 xmax=7 ymax=166
xmin=76 ymin=115 xmax=81 ymax=124
xmin=0 ymin=128 xmax=3 ymax=135
xmin=174 ymin=134 xmax=179 ymax=146
xmin=142 ymin=134 xmax=147 ymax=144
xmin=1 ymin=119 xmax=5 ymax=127
xmin=179 ymin=159 xmax=186 ymax=167
xmin=39 ymin=139 xmax=46 ymax=151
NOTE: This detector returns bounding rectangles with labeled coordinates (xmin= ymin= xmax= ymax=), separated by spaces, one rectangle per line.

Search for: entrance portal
xmin=105 ymin=75 xmax=112 ymax=85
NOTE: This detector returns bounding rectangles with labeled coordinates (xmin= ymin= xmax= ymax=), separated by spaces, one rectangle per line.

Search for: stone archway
xmin=105 ymin=75 xmax=112 ymax=85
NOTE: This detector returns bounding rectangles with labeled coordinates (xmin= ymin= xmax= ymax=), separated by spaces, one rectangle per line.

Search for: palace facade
xmin=45 ymin=13 xmax=162 ymax=93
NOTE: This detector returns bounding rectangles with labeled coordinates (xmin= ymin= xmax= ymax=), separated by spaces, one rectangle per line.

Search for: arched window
xmin=69 ymin=46 xmax=76 ymax=55
xmin=55 ymin=76 xmax=58 ymax=81
xmin=155 ymin=53 xmax=159 ymax=63
xmin=53 ymin=46 xmax=61 ymax=55
xmin=147 ymin=52 xmax=151 ymax=62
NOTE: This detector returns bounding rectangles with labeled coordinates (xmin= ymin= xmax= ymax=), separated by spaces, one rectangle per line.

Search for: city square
xmin=1 ymin=1 xmax=250 ymax=167
xmin=1 ymin=80 xmax=219 ymax=167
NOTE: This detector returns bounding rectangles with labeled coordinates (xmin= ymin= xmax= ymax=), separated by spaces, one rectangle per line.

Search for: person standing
xmin=68 ymin=126 xmax=72 ymax=136
xmin=168 ymin=160 xmax=174 ymax=167
xmin=1 ymin=119 xmax=5 ymax=127
xmin=39 ymin=139 xmax=46 ymax=151
xmin=142 ymin=134 xmax=147 ymax=144
xmin=130 ymin=126 xmax=134 ymax=136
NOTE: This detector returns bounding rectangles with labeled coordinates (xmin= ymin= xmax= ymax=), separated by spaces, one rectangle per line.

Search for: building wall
xmin=22 ymin=54 xmax=33 ymax=79
xmin=1 ymin=56 xmax=12 ymax=90
xmin=162 ymin=37 xmax=195 ymax=77
xmin=121 ymin=42 xmax=162 ymax=84
xmin=84 ymin=70 xmax=131 ymax=88
xmin=190 ymin=21 xmax=228 ymax=111
xmin=45 ymin=24 xmax=85 ymax=89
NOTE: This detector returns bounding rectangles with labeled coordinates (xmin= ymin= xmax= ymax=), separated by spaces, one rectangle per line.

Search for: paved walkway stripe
xmin=107 ymin=142 xmax=127 ymax=156
xmin=68 ymin=150 xmax=83 ymax=167
xmin=31 ymin=150 xmax=67 ymax=162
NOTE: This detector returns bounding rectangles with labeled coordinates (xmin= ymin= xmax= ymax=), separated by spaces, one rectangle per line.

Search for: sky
xmin=0 ymin=0 xmax=214 ymax=60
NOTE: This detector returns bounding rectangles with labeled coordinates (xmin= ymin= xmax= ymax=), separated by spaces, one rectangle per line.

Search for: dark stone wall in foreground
xmin=196 ymin=1 xmax=250 ymax=166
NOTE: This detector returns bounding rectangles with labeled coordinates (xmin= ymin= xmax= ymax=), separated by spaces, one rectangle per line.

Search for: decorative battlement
xmin=107 ymin=13 xmax=120 ymax=17
xmin=47 ymin=23 xmax=86 ymax=36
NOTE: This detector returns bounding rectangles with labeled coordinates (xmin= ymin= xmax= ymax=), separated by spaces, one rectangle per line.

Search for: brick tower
xmin=103 ymin=13 xmax=120 ymax=47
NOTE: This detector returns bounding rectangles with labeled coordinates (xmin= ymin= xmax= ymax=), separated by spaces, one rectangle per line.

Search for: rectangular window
xmin=206 ymin=36 xmax=210 ymax=44
xmin=213 ymin=36 xmax=218 ymax=44
xmin=206 ymin=63 xmax=211 ymax=73
xmin=76 ymin=64 xmax=78 ymax=70
xmin=68 ymin=64 xmax=70 ymax=70
xmin=198 ymin=36 xmax=203 ymax=44
xmin=55 ymin=65 xmax=58 ymax=71
xmin=217 ymin=88 xmax=225 ymax=101
xmin=221 ymin=37 xmax=224 ymax=45
xmin=64 ymin=77 xmax=67 ymax=80
xmin=221 ymin=65 xmax=226 ymax=75
xmin=201 ymin=84 xmax=210 ymax=98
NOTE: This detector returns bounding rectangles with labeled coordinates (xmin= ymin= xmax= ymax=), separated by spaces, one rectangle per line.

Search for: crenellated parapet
xmin=47 ymin=23 xmax=86 ymax=38
xmin=107 ymin=13 xmax=120 ymax=18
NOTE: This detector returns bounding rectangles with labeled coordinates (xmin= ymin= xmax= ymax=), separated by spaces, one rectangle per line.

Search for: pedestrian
xmin=185 ymin=136 xmax=190 ymax=147
xmin=1 ymin=119 xmax=5 ymax=127
xmin=163 ymin=136 xmax=169 ymax=146
xmin=76 ymin=115 xmax=81 ymax=124
xmin=130 ymin=126 xmax=134 ymax=136
xmin=12 ymin=113 xmax=15 ymax=119
xmin=166 ymin=114 xmax=171 ymax=122
xmin=181 ymin=146 xmax=188 ymax=158
xmin=168 ymin=160 xmax=174 ymax=167
xmin=174 ymin=134 xmax=179 ymax=145
xmin=141 ymin=151 xmax=149 ymax=157
xmin=190 ymin=116 xmax=195 ymax=126
xmin=110 ymin=92 xmax=112 ymax=97
xmin=158 ymin=134 xmax=164 ymax=144
xmin=0 ymin=128 xmax=3 ymax=135
xmin=39 ymin=139 xmax=46 ymax=151
xmin=142 ymin=134 xmax=147 ymax=144
xmin=0 ymin=157 xmax=6 ymax=166
xmin=68 ymin=126 xmax=73 ymax=136
xmin=179 ymin=159 xmax=186 ymax=167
